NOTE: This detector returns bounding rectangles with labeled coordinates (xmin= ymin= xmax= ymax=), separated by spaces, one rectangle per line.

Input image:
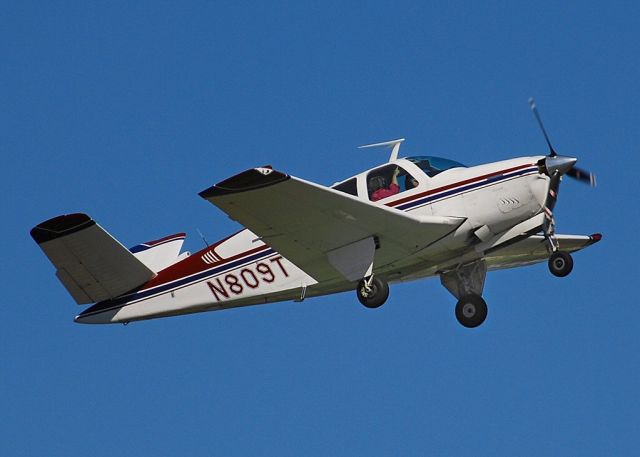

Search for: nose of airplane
xmin=544 ymin=156 xmax=577 ymax=176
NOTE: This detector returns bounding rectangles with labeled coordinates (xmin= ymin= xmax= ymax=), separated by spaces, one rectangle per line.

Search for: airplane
xmin=31 ymin=100 xmax=601 ymax=328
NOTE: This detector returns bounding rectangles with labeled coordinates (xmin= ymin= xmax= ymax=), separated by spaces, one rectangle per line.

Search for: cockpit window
xmin=332 ymin=178 xmax=358 ymax=196
xmin=406 ymin=156 xmax=467 ymax=177
xmin=367 ymin=165 xmax=419 ymax=201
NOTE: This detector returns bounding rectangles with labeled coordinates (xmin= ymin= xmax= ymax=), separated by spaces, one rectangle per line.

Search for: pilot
xmin=405 ymin=175 xmax=419 ymax=190
xmin=370 ymin=167 xmax=401 ymax=201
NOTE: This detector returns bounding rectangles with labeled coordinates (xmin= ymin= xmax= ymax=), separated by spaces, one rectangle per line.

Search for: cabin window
xmin=406 ymin=156 xmax=467 ymax=177
xmin=332 ymin=178 xmax=358 ymax=196
xmin=367 ymin=165 xmax=418 ymax=201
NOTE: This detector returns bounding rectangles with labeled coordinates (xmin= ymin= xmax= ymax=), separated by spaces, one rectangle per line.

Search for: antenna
xmin=196 ymin=228 xmax=209 ymax=247
xmin=358 ymin=138 xmax=405 ymax=162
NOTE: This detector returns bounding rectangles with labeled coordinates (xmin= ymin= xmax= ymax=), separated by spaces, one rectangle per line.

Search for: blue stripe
xmin=79 ymin=248 xmax=275 ymax=317
xmin=396 ymin=167 xmax=537 ymax=211
xmin=129 ymin=236 xmax=185 ymax=253
xmin=129 ymin=244 xmax=151 ymax=253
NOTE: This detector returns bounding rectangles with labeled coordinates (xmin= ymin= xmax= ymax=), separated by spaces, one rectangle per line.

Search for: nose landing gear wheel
xmin=455 ymin=294 xmax=488 ymax=328
xmin=548 ymin=251 xmax=573 ymax=277
xmin=356 ymin=276 xmax=389 ymax=309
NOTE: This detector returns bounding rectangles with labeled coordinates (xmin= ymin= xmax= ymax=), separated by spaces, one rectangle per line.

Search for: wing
xmin=31 ymin=213 xmax=156 ymax=304
xmin=484 ymin=233 xmax=602 ymax=270
xmin=200 ymin=167 xmax=465 ymax=282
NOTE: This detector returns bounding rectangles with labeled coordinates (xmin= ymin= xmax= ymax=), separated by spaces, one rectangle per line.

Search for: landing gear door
xmin=327 ymin=237 xmax=376 ymax=281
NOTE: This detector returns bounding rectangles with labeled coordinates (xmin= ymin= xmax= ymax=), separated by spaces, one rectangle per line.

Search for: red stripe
xmin=144 ymin=232 xmax=186 ymax=246
xmin=387 ymin=163 xmax=536 ymax=208
xmin=143 ymin=242 xmax=270 ymax=289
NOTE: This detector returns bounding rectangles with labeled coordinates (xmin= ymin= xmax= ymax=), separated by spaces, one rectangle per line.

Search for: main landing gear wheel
xmin=455 ymin=294 xmax=488 ymax=328
xmin=548 ymin=251 xmax=573 ymax=277
xmin=356 ymin=276 xmax=389 ymax=309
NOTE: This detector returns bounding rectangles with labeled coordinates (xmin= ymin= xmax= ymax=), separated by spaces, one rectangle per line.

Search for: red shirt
xmin=372 ymin=183 xmax=400 ymax=201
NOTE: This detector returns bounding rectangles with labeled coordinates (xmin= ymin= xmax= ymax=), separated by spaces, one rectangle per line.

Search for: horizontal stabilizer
xmin=31 ymin=213 xmax=156 ymax=304
xmin=130 ymin=233 xmax=187 ymax=273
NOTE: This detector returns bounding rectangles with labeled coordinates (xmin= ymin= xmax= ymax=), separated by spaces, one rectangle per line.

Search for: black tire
xmin=548 ymin=251 xmax=573 ymax=277
xmin=455 ymin=294 xmax=488 ymax=328
xmin=356 ymin=277 xmax=389 ymax=309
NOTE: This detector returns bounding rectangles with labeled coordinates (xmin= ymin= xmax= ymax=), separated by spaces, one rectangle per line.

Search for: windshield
xmin=406 ymin=156 xmax=467 ymax=177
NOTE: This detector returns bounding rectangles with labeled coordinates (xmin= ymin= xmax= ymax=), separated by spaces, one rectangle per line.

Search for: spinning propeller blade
xmin=567 ymin=166 xmax=597 ymax=187
xmin=529 ymin=97 xmax=557 ymax=157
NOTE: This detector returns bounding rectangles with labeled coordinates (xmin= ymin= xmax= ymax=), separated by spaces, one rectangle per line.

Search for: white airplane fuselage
xmin=75 ymin=155 xmax=549 ymax=324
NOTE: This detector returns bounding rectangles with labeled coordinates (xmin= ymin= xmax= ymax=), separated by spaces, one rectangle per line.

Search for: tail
xmin=31 ymin=213 xmax=188 ymax=305
xmin=130 ymin=233 xmax=188 ymax=272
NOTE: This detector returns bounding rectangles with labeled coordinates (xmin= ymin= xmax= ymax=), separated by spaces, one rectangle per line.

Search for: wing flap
xmin=31 ymin=213 xmax=156 ymax=304
xmin=200 ymin=167 xmax=465 ymax=282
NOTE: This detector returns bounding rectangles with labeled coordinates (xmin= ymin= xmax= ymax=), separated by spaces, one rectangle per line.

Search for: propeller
xmin=528 ymin=97 xmax=597 ymax=187
xmin=528 ymin=97 xmax=557 ymax=157
xmin=528 ymin=98 xmax=597 ymax=251
xmin=567 ymin=166 xmax=597 ymax=186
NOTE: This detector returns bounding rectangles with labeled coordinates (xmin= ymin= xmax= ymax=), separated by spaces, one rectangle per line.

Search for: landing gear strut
xmin=455 ymin=294 xmax=488 ymax=328
xmin=541 ymin=179 xmax=574 ymax=278
xmin=440 ymin=260 xmax=489 ymax=328
xmin=548 ymin=251 xmax=573 ymax=277
xmin=356 ymin=276 xmax=389 ymax=309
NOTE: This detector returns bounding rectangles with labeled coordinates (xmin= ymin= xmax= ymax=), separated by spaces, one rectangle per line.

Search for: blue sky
xmin=2 ymin=1 xmax=638 ymax=455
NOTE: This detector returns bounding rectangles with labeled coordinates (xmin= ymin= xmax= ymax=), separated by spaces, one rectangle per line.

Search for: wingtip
xmin=589 ymin=233 xmax=603 ymax=243
xmin=30 ymin=213 xmax=95 ymax=244
xmin=199 ymin=167 xmax=289 ymax=199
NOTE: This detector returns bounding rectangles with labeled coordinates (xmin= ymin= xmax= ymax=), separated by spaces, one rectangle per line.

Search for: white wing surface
xmin=31 ymin=213 xmax=156 ymax=304
xmin=485 ymin=233 xmax=602 ymax=270
xmin=199 ymin=167 xmax=465 ymax=282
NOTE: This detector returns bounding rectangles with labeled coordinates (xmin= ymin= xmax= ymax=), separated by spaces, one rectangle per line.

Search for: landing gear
xmin=541 ymin=185 xmax=574 ymax=278
xmin=356 ymin=276 xmax=389 ymax=309
xmin=548 ymin=251 xmax=573 ymax=277
xmin=440 ymin=260 xmax=489 ymax=328
xmin=455 ymin=294 xmax=488 ymax=328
